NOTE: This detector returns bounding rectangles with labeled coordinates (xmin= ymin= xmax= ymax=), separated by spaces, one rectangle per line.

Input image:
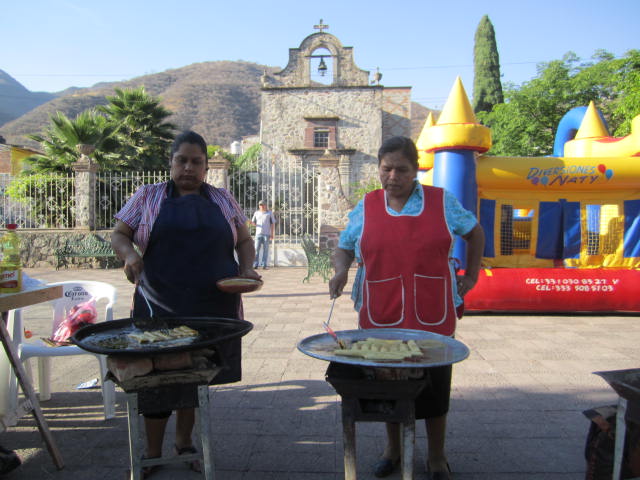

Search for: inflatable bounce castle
xmin=418 ymin=78 xmax=640 ymax=312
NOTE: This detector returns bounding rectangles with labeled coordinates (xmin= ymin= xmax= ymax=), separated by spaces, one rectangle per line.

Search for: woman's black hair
xmin=377 ymin=136 xmax=419 ymax=169
xmin=170 ymin=130 xmax=207 ymax=157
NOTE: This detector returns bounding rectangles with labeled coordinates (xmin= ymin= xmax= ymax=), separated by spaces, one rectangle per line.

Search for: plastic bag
xmin=52 ymin=297 xmax=98 ymax=343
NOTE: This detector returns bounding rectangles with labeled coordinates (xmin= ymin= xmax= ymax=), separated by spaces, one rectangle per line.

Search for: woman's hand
xmin=124 ymin=252 xmax=144 ymax=284
xmin=112 ymin=220 xmax=143 ymax=284
xmin=329 ymin=270 xmax=348 ymax=299
xmin=329 ymin=247 xmax=355 ymax=299
xmin=238 ymin=266 xmax=262 ymax=281
xmin=455 ymin=274 xmax=477 ymax=297
xmin=235 ymin=223 xmax=260 ymax=278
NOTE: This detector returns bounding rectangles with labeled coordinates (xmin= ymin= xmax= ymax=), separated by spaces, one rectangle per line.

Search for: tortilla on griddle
xmin=333 ymin=338 xmax=423 ymax=361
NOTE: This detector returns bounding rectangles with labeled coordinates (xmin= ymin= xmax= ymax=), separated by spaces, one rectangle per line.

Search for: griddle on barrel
xmin=326 ymin=362 xmax=428 ymax=480
xmin=298 ymin=329 xmax=470 ymax=480
xmin=71 ymin=316 xmax=253 ymax=356
xmin=119 ymin=367 xmax=220 ymax=480
xmin=72 ymin=317 xmax=254 ymax=480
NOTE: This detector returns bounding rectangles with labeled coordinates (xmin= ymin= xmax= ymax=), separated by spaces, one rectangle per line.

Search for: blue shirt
xmin=339 ymin=182 xmax=477 ymax=310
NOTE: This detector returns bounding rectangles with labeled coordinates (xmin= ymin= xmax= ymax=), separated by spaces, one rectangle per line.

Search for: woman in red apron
xmin=112 ymin=131 xmax=260 ymax=477
xmin=330 ymin=136 xmax=485 ymax=480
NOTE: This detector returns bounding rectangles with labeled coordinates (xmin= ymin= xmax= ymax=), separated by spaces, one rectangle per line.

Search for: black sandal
xmin=141 ymin=455 xmax=162 ymax=479
xmin=373 ymin=456 xmax=400 ymax=477
xmin=427 ymin=461 xmax=452 ymax=480
xmin=124 ymin=457 xmax=161 ymax=480
xmin=0 ymin=445 xmax=21 ymax=475
xmin=174 ymin=445 xmax=202 ymax=473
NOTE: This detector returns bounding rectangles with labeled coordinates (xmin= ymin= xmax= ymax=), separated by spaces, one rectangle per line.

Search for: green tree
xmin=473 ymin=15 xmax=503 ymax=113
xmin=16 ymin=110 xmax=115 ymax=226
xmin=97 ymin=87 xmax=176 ymax=170
xmin=349 ymin=177 xmax=381 ymax=204
xmin=26 ymin=87 xmax=176 ymax=172
xmin=233 ymin=143 xmax=262 ymax=171
xmin=5 ymin=174 xmax=75 ymax=227
xmin=208 ymin=143 xmax=262 ymax=172
xmin=479 ymin=50 xmax=640 ymax=156
xmin=206 ymin=145 xmax=222 ymax=159
xmin=610 ymin=49 xmax=640 ymax=136
xmin=18 ymin=88 xmax=176 ymax=225
xmin=26 ymin=110 xmax=118 ymax=172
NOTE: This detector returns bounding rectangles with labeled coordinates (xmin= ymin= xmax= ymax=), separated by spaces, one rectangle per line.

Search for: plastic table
xmin=0 ymin=284 xmax=64 ymax=470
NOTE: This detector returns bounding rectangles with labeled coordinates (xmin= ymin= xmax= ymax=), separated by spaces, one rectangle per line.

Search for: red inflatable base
xmin=463 ymin=268 xmax=640 ymax=313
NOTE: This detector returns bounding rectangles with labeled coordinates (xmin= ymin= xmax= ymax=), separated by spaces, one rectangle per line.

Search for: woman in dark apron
xmin=112 ymin=131 xmax=260 ymax=476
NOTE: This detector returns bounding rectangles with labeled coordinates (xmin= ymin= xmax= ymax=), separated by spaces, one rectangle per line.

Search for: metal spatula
xmin=137 ymin=281 xmax=154 ymax=318
xmin=323 ymin=297 xmax=345 ymax=348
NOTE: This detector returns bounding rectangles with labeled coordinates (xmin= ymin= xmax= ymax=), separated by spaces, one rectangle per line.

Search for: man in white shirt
xmin=251 ymin=200 xmax=276 ymax=269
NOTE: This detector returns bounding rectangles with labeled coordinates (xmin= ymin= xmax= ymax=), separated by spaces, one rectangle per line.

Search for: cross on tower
xmin=313 ymin=19 xmax=329 ymax=33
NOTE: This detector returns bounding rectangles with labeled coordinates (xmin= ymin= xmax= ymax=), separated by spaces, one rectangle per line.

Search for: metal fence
xmin=95 ymin=170 xmax=169 ymax=229
xmin=0 ymin=164 xmax=318 ymax=239
xmin=0 ymin=173 xmax=75 ymax=228
xmin=229 ymin=157 xmax=319 ymax=244
xmin=0 ymin=171 xmax=170 ymax=230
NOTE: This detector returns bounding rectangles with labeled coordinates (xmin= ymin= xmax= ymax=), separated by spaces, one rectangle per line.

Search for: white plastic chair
xmin=8 ymin=281 xmax=117 ymax=420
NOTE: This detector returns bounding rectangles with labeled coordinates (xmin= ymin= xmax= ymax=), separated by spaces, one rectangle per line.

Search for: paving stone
xmin=2 ymin=266 xmax=636 ymax=478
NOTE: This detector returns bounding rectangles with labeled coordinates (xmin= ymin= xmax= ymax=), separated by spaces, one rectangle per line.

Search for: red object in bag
xmin=52 ymin=297 xmax=98 ymax=343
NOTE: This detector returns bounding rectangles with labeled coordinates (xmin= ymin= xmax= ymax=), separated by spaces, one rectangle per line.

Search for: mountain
xmin=0 ymin=69 xmax=56 ymax=126
xmin=0 ymin=61 xmax=435 ymax=149
xmin=0 ymin=61 xmax=270 ymax=150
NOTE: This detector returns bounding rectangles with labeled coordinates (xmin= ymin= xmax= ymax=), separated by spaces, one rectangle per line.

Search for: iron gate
xmin=229 ymin=156 xmax=319 ymax=246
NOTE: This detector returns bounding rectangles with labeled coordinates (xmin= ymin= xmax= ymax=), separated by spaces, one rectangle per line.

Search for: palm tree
xmin=97 ymin=87 xmax=176 ymax=170
xmin=26 ymin=110 xmax=117 ymax=173
xmin=11 ymin=111 xmax=116 ymax=226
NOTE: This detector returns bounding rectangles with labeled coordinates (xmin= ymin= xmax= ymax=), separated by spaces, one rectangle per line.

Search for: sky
xmin=4 ymin=0 xmax=638 ymax=110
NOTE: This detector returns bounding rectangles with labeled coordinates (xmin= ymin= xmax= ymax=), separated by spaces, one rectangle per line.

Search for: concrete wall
xmin=18 ymin=230 xmax=120 ymax=269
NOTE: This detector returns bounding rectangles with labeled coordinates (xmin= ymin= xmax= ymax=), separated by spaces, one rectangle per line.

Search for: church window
xmin=304 ymin=117 xmax=338 ymax=150
xmin=314 ymin=128 xmax=330 ymax=148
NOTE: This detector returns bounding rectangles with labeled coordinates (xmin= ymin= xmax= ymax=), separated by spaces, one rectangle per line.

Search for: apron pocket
xmin=414 ymin=274 xmax=447 ymax=326
xmin=365 ymin=276 xmax=404 ymax=326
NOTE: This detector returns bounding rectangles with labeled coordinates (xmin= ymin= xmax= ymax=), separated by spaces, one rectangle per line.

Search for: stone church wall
xmin=261 ymin=87 xmax=383 ymax=190
xmin=382 ymin=87 xmax=412 ymax=140
xmin=258 ymin=28 xmax=413 ymax=239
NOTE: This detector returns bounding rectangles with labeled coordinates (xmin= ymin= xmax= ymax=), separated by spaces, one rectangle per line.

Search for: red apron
xmin=359 ymin=186 xmax=457 ymax=336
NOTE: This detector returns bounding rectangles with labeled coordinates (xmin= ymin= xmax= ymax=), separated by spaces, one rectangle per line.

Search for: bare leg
xmin=144 ymin=416 xmax=170 ymax=458
xmin=175 ymin=407 xmax=195 ymax=449
xmin=382 ymin=422 xmax=401 ymax=459
xmin=175 ymin=407 xmax=202 ymax=472
xmin=425 ymin=414 xmax=448 ymax=471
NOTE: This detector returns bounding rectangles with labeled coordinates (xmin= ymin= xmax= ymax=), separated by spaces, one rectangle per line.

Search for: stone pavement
xmin=3 ymin=266 xmax=639 ymax=479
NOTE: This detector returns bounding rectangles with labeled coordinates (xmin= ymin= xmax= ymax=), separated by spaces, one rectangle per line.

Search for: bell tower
xmin=260 ymin=21 xmax=412 ymax=199
xmin=263 ymin=20 xmax=370 ymax=89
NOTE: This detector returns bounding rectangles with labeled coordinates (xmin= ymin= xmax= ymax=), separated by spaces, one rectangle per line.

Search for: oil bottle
xmin=0 ymin=224 xmax=22 ymax=293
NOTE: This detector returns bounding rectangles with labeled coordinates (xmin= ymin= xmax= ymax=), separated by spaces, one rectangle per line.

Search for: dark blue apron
xmin=132 ymin=181 xmax=242 ymax=384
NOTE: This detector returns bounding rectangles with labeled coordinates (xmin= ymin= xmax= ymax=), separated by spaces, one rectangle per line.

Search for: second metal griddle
xmin=297 ymin=328 xmax=469 ymax=368
xmin=71 ymin=316 xmax=253 ymax=356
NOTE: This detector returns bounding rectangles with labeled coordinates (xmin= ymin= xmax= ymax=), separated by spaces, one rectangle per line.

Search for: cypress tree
xmin=473 ymin=15 xmax=504 ymax=113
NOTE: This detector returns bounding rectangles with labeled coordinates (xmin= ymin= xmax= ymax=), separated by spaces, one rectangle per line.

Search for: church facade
xmin=259 ymin=24 xmax=412 ymax=198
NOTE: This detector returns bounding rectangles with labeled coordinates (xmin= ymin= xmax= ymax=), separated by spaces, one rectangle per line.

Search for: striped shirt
xmin=115 ymin=181 xmax=248 ymax=254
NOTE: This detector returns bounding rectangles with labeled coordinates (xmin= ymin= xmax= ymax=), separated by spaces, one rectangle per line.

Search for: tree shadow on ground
xmin=4 ymin=374 xmax=600 ymax=479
